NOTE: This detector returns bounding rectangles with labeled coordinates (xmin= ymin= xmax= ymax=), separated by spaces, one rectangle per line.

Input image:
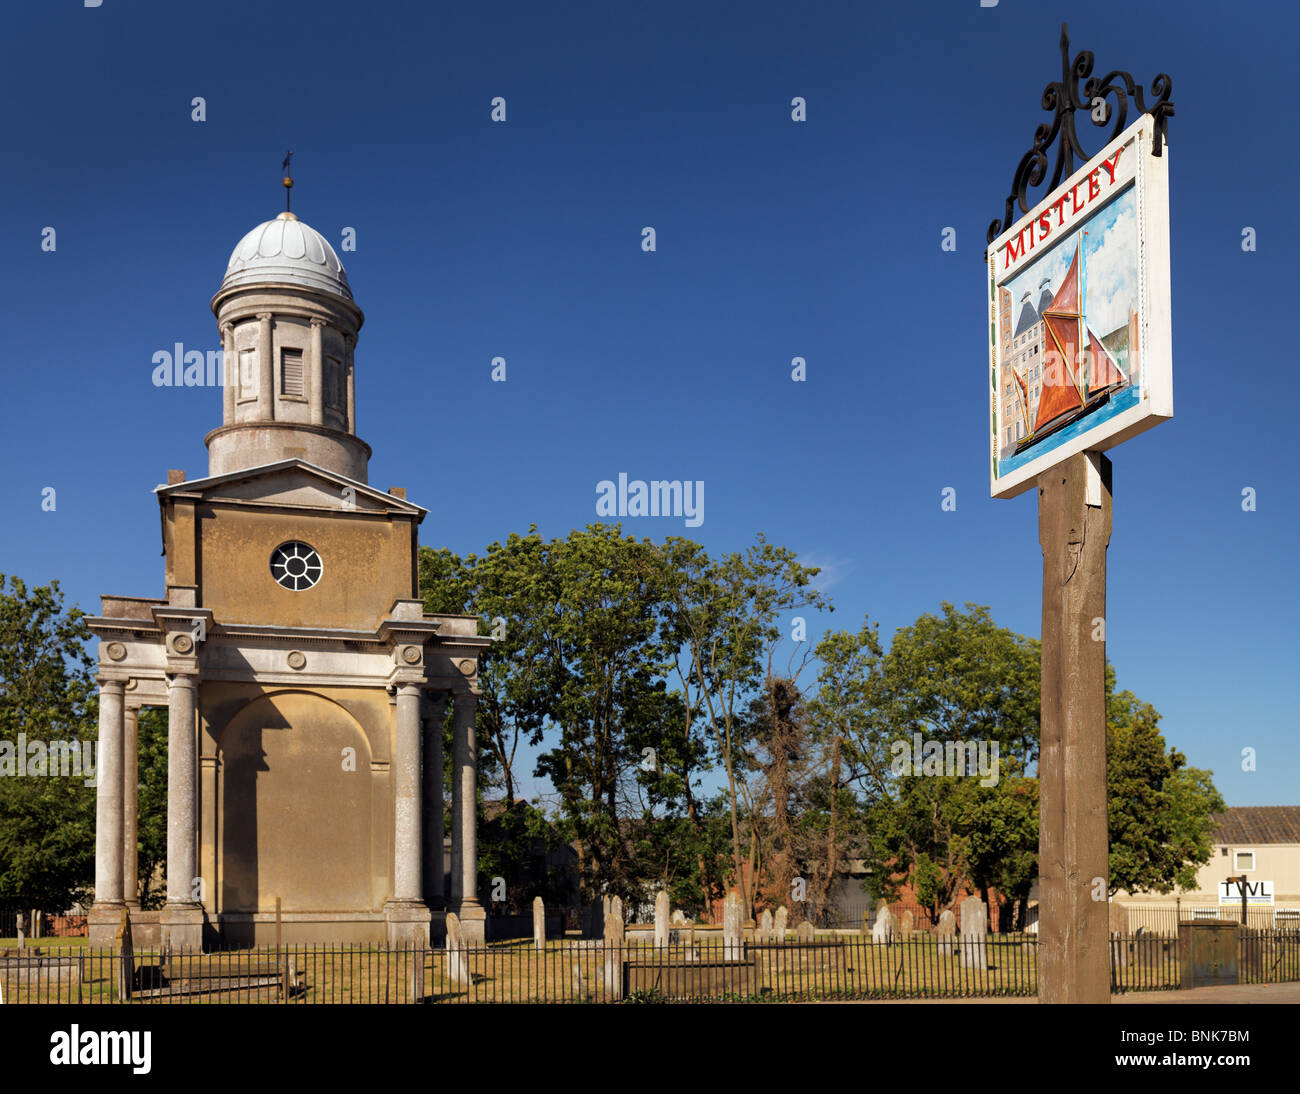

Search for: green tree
xmin=0 ymin=576 xmax=97 ymax=912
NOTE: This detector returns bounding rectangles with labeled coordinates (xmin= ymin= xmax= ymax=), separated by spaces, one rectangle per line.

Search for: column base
xmin=385 ymin=900 xmax=432 ymax=946
xmin=456 ymin=899 xmax=486 ymax=945
xmin=87 ymin=902 xmax=127 ymax=947
xmin=160 ymin=903 xmax=206 ymax=952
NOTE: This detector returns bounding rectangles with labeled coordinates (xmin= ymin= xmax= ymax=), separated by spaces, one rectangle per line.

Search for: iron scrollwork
xmin=986 ymin=23 xmax=1173 ymax=246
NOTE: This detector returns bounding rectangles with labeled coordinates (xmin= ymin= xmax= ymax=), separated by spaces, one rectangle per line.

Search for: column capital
xmin=97 ymin=678 xmax=126 ymax=695
xmin=219 ymin=319 xmax=234 ymax=335
xmin=256 ymin=311 xmax=273 ymax=321
xmin=165 ymin=672 xmax=198 ymax=689
xmin=309 ymin=316 xmax=326 ymax=328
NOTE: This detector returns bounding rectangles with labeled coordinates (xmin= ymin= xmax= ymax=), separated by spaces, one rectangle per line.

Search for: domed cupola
xmin=220 ymin=211 xmax=353 ymax=301
xmin=206 ymin=200 xmax=370 ymax=483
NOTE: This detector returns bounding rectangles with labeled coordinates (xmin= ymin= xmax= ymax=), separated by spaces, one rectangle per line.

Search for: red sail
xmin=1086 ymin=327 xmax=1125 ymax=391
xmin=1035 ymin=246 xmax=1084 ymax=434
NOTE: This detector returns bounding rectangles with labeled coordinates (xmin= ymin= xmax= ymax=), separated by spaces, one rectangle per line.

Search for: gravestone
xmin=871 ymin=905 xmax=896 ymax=945
xmin=774 ymin=906 xmax=788 ymax=943
xmin=936 ymin=908 xmax=957 ymax=957
xmin=654 ymin=890 xmax=670 ymax=947
xmin=723 ymin=889 xmax=744 ymax=960
xmin=15 ymin=911 xmax=25 ymax=950
xmin=603 ymin=897 xmax=624 ymax=1000
xmin=571 ymin=960 xmax=587 ymax=999
xmin=900 ymin=910 xmax=914 ymax=937
xmin=795 ymin=920 xmax=814 ymax=943
xmin=115 ymin=908 xmax=134 ymax=1000
xmin=445 ymin=912 xmax=471 ymax=985
xmin=408 ymin=942 xmax=426 ymax=1003
xmin=862 ymin=910 xmax=871 ymax=936
xmin=758 ymin=908 xmax=773 ymax=943
xmin=960 ymin=897 xmax=988 ymax=969
xmin=533 ymin=896 xmax=546 ymax=951
xmin=1108 ymin=902 xmax=1129 ymax=934
xmin=32 ymin=910 xmax=42 ymax=940
xmin=670 ymin=909 xmax=686 ymax=926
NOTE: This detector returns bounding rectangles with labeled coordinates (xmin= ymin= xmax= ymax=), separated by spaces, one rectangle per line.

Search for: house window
xmin=1234 ymin=850 xmax=1255 ymax=872
xmin=281 ymin=348 xmax=304 ymax=397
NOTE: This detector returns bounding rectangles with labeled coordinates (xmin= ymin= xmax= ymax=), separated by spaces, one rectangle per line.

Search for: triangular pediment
xmin=155 ymin=459 xmax=425 ymax=516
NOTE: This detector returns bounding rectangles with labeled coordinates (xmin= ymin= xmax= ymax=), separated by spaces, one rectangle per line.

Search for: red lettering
xmin=1071 ymin=184 xmax=1085 ymax=214
xmin=1088 ymin=169 xmax=1100 ymax=200
xmin=1101 ymin=145 xmax=1124 ymax=182
xmin=1038 ymin=210 xmax=1052 ymax=239
xmin=1054 ymin=195 xmax=1068 ymax=226
xmin=1004 ymin=229 xmax=1025 ymax=268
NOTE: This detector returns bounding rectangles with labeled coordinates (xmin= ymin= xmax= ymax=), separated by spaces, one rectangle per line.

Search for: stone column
xmin=161 ymin=673 xmax=203 ymax=949
xmin=308 ymin=317 xmax=325 ymax=426
xmin=89 ymin=679 xmax=125 ymax=943
xmin=344 ymin=333 xmax=356 ymax=433
xmin=220 ymin=321 xmax=235 ymax=424
xmin=386 ymin=683 xmax=431 ymax=945
xmin=453 ymin=690 xmax=484 ymax=942
xmin=392 ymin=684 xmax=422 ymax=902
xmin=256 ymin=311 xmax=273 ymax=419
xmin=122 ymin=706 xmax=139 ymax=910
xmin=422 ymin=692 xmax=448 ymax=909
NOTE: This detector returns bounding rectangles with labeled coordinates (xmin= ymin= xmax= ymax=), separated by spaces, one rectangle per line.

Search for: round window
xmin=270 ymin=542 xmax=323 ymax=591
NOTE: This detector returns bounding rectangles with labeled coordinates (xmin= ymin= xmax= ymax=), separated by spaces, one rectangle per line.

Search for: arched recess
xmin=217 ymin=690 xmax=374 ymax=914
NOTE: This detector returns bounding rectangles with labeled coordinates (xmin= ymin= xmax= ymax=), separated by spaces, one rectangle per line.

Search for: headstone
xmin=1108 ymin=902 xmax=1129 ymax=934
xmin=670 ymin=909 xmax=686 ymax=926
xmin=15 ymin=911 xmax=25 ymax=950
xmin=602 ymin=898 xmax=624 ymax=1000
xmin=115 ymin=908 xmax=134 ymax=1000
xmin=795 ymin=920 xmax=814 ymax=943
xmin=900 ymin=910 xmax=914 ymax=937
xmin=758 ymin=908 xmax=774 ymax=943
xmin=723 ymin=888 xmax=744 ymax=960
xmin=773 ymin=905 xmax=788 ymax=943
xmin=408 ymin=942 xmax=426 ymax=1003
xmin=871 ymin=905 xmax=896 ymax=945
xmin=936 ymin=909 xmax=956 ymax=957
xmin=445 ymin=912 xmax=471 ymax=985
xmin=32 ymin=910 xmax=42 ymax=940
xmin=654 ymin=890 xmax=670 ymax=947
xmin=861 ymin=910 xmax=871 ymax=936
xmin=584 ymin=896 xmax=605 ymax=939
xmin=960 ymin=897 xmax=988 ymax=969
xmin=533 ymin=896 xmax=546 ymax=951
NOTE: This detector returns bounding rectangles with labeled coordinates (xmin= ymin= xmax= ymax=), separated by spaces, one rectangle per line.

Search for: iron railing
xmin=6 ymin=930 xmax=1298 ymax=1004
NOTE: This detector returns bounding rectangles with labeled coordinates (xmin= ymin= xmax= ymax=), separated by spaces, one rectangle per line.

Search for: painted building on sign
xmin=85 ymin=201 xmax=490 ymax=949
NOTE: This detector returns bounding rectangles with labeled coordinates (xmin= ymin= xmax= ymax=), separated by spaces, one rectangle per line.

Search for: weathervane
xmin=282 ymin=150 xmax=294 ymax=213
xmin=986 ymin=23 xmax=1173 ymax=247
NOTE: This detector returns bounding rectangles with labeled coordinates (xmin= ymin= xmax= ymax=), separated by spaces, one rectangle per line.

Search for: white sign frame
xmin=987 ymin=113 xmax=1172 ymax=499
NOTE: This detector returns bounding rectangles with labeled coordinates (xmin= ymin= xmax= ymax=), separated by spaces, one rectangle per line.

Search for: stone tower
xmin=86 ymin=204 xmax=489 ymax=949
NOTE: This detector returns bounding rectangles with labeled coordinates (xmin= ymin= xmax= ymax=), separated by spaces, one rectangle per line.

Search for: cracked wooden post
xmin=1037 ymin=450 xmax=1112 ymax=1004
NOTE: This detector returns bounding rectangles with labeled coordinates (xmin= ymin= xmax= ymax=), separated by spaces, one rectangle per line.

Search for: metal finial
xmin=282 ymin=149 xmax=294 ymax=213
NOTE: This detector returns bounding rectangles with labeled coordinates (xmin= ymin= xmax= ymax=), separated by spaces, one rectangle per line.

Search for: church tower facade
xmin=86 ymin=202 xmax=488 ymax=949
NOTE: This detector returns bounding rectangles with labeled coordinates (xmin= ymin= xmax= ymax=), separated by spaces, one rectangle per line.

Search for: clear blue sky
xmin=1 ymin=1 xmax=1295 ymax=807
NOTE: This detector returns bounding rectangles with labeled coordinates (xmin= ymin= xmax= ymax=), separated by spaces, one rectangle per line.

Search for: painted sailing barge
xmin=1011 ymin=236 xmax=1128 ymax=456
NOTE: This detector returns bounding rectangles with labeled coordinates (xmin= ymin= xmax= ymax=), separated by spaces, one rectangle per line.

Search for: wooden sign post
xmin=1037 ymin=451 xmax=1111 ymax=1003
xmin=984 ymin=26 xmax=1174 ymax=1004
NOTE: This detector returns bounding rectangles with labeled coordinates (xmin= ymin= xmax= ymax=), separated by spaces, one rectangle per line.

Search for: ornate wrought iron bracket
xmin=986 ymin=23 xmax=1173 ymax=247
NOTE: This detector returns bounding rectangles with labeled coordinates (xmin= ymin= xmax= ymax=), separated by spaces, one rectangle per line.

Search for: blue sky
xmin=0 ymin=1 xmax=1295 ymax=808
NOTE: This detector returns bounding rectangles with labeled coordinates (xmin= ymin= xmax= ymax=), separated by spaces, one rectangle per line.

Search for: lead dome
xmin=219 ymin=211 xmax=352 ymax=300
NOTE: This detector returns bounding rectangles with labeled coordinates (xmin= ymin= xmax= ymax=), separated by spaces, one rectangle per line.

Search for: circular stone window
xmin=270 ymin=541 xmax=323 ymax=591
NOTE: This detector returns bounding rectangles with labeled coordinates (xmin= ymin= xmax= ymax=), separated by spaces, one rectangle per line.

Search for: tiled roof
xmin=1211 ymin=806 xmax=1300 ymax=845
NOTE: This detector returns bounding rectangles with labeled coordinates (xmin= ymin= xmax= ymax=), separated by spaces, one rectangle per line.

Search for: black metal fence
xmin=5 ymin=931 xmax=1297 ymax=1004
